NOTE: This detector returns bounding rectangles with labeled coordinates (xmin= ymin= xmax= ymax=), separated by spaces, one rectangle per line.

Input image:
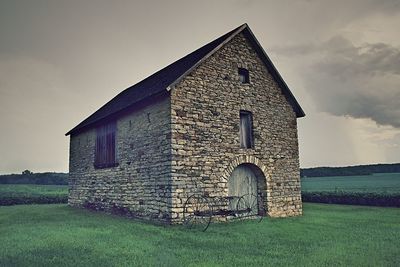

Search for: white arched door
xmin=228 ymin=164 xmax=258 ymax=214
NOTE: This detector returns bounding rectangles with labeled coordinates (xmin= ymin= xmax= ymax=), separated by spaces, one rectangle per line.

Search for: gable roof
xmin=66 ymin=23 xmax=305 ymax=136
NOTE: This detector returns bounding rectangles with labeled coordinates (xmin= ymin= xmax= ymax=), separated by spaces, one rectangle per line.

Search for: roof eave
xmin=65 ymin=90 xmax=169 ymax=136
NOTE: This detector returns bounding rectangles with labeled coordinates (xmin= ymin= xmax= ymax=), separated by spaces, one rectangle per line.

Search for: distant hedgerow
xmin=302 ymin=191 xmax=400 ymax=207
xmin=0 ymin=195 xmax=67 ymax=206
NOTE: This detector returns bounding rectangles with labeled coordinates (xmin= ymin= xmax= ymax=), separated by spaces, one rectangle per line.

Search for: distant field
xmin=301 ymin=172 xmax=400 ymax=193
xmin=0 ymin=184 xmax=68 ymax=197
xmin=2 ymin=173 xmax=400 ymax=206
xmin=2 ymin=172 xmax=400 ymax=196
xmin=0 ymin=184 xmax=68 ymax=205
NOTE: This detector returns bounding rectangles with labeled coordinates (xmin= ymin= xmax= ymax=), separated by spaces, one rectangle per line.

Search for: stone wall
xmin=170 ymin=33 xmax=302 ymax=222
xmin=68 ymin=32 xmax=302 ymax=224
xmin=68 ymin=96 xmax=172 ymax=222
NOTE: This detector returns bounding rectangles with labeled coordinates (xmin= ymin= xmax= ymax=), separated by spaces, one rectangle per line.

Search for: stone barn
xmin=66 ymin=24 xmax=305 ymax=224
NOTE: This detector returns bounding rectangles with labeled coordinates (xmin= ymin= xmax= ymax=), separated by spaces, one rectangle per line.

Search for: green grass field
xmin=301 ymin=173 xmax=400 ymax=193
xmin=0 ymin=184 xmax=68 ymax=197
xmin=0 ymin=203 xmax=399 ymax=266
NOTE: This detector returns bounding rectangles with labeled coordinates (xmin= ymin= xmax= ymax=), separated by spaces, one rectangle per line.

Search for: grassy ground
xmin=0 ymin=184 xmax=68 ymax=197
xmin=0 ymin=203 xmax=399 ymax=267
xmin=301 ymin=173 xmax=400 ymax=193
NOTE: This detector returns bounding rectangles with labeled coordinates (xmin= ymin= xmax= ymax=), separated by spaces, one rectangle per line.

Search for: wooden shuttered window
xmin=94 ymin=121 xmax=117 ymax=168
xmin=239 ymin=111 xmax=253 ymax=149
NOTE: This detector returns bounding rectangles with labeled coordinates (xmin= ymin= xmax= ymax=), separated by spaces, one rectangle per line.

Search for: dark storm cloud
xmin=273 ymin=36 xmax=400 ymax=128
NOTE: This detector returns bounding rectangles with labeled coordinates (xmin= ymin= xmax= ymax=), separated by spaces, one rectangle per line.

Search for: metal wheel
xmin=183 ymin=195 xmax=213 ymax=231
xmin=236 ymin=193 xmax=259 ymax=218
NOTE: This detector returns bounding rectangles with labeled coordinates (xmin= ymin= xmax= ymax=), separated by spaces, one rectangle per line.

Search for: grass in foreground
xmin=301 ymin=172 xmax=400 ymax=193
xmin=0 ymin=203 xmax=399 ymax=267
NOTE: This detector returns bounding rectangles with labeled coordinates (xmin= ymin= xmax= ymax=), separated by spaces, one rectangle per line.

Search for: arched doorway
xmin=227 ymin=163 xmax=266 ymax=216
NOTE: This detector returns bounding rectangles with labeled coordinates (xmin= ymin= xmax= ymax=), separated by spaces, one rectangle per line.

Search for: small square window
xmin=238 ymin=68 xmax=249 ymax=84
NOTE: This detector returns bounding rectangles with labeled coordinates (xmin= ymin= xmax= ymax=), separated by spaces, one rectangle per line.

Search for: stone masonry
xmin=69 ymin=96 xmax=173 ymax=222
xmin=68 ymin=29 xmax=303 ymax=223
xmin=169 ymin=33 xmax=302 ymax=221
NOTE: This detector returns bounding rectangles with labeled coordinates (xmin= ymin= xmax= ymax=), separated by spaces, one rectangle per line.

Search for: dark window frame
xmin=239 ymin=110 xmax=254 ymax=149
xmin=238 ymin=68 xmax=250 ymax=84
xmin=94 ymin=121 xmax=118 ymax=169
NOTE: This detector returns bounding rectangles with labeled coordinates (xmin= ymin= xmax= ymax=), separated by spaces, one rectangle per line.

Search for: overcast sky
xmin=0 ymin=0 xmax=399 ymax=174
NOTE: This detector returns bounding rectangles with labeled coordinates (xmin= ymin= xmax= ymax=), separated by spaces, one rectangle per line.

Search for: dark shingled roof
xmin=66 ymin=24 xmax=304 ymax=136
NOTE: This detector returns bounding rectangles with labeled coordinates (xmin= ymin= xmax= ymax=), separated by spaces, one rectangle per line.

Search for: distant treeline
xmin=0 ymin=172 xmax=68 ymax=185
xmin=301 ymin=163 xmax=400 ymax=178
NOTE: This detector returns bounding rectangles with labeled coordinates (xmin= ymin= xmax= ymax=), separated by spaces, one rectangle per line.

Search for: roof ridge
xmin=66 ymin=24 xmax=245 ymax=135
xmin=66 ymin=23 xmax=304 ymax=136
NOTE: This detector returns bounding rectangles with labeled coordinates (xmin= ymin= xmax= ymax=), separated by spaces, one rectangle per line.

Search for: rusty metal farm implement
xmin=183 ymin=193 xmax=263 ymax=231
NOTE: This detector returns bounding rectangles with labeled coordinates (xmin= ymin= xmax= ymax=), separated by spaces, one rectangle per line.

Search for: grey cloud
xmin=317 ymin=36 xmax=400 ymax=76
xmin=363 ymin=0 xmax=400 ymax=15
xmin=273 ymin=36 xmax=400 ymax=128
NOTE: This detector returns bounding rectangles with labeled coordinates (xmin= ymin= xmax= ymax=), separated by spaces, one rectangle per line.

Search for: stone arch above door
xmin=220 ymin=155 xmax=268 ymax=182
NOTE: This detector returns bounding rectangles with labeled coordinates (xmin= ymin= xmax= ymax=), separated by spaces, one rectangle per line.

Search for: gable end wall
xmin=170 ymin=33 xmax=302 ymax=222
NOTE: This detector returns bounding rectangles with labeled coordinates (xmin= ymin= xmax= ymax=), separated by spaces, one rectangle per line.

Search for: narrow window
xmin=95 ymin=121 xmax=117 ymax=168
xmin=239 ymin=111 xmax=253 ymax=148
xmin=238 ymin=68 xmax=249 ymax=84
